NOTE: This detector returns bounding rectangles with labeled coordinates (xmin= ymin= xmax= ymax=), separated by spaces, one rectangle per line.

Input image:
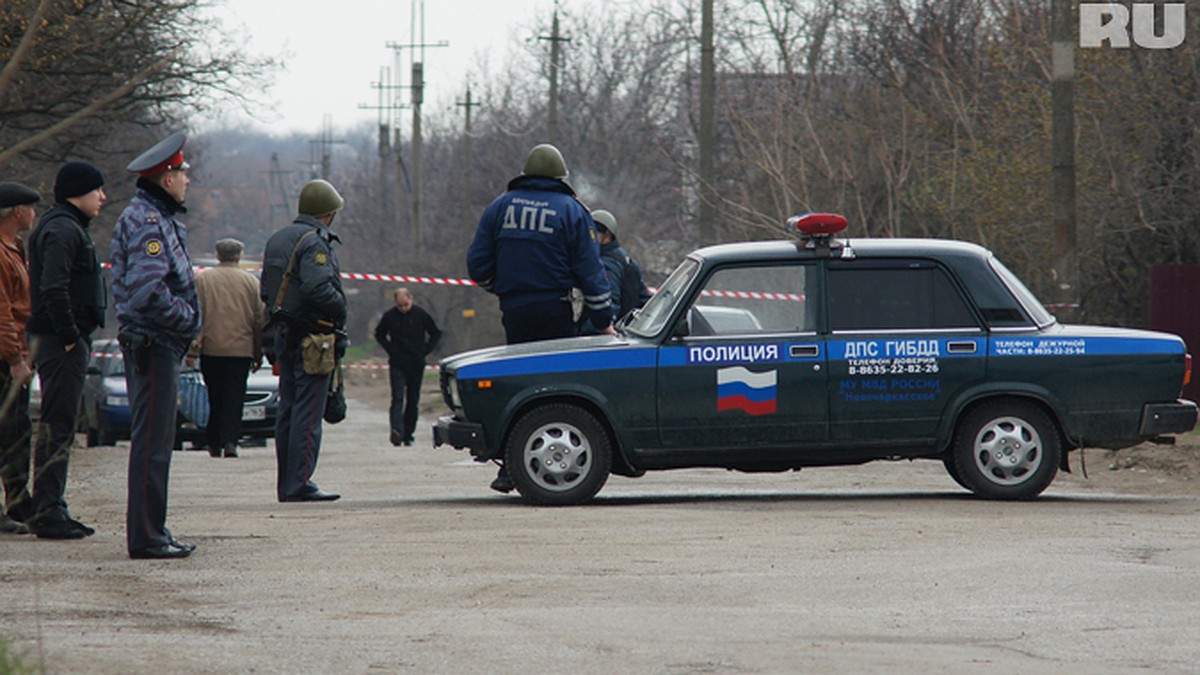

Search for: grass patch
xmin=0 ymin=637 xmax=39 ymax=675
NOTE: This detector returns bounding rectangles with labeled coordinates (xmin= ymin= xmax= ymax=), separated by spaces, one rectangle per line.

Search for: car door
xmin=824 ymin=258 xmax=987 ymax=445
xmin=657 ymin=261 xmax=828 ymax=449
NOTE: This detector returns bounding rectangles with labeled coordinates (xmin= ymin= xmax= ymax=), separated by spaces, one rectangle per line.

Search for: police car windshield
xmin=626 ymin=258 xmax=699 ymax=338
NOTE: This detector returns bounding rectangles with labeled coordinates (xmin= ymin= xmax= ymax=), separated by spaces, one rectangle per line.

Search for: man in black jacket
xmin=374 ymin=288 xmax=441 ymax=446
xmin=26 ymin=161 xmax=108 ymax=539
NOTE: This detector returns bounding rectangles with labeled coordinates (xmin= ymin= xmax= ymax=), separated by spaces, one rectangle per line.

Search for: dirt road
xmin=2 ymin=377 xmax=1199 ymax=673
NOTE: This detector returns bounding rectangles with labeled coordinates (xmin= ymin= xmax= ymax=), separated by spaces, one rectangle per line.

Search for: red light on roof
xmin=787 ymin=212 xmax=848 ymax=236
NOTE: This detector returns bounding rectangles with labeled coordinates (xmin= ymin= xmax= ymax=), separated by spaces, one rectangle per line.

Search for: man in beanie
xmin=0 ymin=182 xmax=40 ymax=535
xmin=191 ymin=238 xmax=263 ymax=459
xmin=26 ymin=162 xmax=108 ymax=539
xmin=110 ymin=131 xmax=201 ymax=559
xmin=260 ymin=179 xmax=346 ymax=502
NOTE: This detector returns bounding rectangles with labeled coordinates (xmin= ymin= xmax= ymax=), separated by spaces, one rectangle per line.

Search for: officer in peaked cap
xmin=0 ymin=182 xmax=40 ymax=209
xmin=126 ymin=130 xmax=190 ymax=176
xmin=110 ymin=130 xmax=201 ymax=559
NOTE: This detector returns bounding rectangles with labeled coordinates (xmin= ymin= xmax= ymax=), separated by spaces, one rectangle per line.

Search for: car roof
xmin=689 ymin=237 xmax=993 ymax=266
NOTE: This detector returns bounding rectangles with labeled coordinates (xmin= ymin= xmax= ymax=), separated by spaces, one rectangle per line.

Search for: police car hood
xmin=440 ymin=334 xmax=641 ymax=376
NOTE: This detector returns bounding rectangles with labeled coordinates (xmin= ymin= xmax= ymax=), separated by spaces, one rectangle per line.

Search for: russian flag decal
xmin=717 ymin=366 xmax=777 ymax=416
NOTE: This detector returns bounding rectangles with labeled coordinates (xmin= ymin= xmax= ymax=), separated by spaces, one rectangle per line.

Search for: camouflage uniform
xmin=110 ymin=181 xmax=200 ymax=553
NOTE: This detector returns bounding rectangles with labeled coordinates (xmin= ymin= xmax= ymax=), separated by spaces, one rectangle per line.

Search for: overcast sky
xmin=205 ymin=0 xmax=589 ymax=135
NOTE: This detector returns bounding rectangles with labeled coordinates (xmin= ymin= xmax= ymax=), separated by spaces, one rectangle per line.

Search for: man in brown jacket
xmin=193 ymin=238 xmax=263 ymax=458
xmin=0 ymin=182 xmax=39 ymax=534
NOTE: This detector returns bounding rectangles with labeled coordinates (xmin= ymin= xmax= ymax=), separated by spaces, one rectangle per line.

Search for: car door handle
xmin=789 ymin=344 xmax=820 ymax=358
xmin=947 ymin=341 xmax=977 ymax=354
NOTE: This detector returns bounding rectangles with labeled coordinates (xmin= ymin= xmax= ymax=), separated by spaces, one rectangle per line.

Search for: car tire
xmin=942 ymin=457 xmax=970 ymax=491
xmin=504 ymin=403 xmax=611 ymax=506
xmin=86 ymin=426 xmax=100 ymax=448
xmin=952 ymin=400 xmax=1061 ymax=500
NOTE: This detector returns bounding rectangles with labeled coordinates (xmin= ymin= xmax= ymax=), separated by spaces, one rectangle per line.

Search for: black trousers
xmin=388 ymin=362 xmax=423 ymax=440
xmin=124 ymin=340 xmax=183 ymax=552
xmin=31 ymin=333 xmax=87 ymax=524
xmin=502 ymin=298 xmax=575 ymax=345
xmin=0 ymin=363 xmax=32 ymax=516
xmin=274 ymin=330 xmax=330 ymax=500
xmin=200 ymin=355 xmax=252 ymax=450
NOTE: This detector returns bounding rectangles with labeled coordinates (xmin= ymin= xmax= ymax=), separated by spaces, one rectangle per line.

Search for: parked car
xmin=434 ymin=213 xmax=1198 ymax=505
xmin=80 ymin=338 xmax=131 ymax=446
xmin=176 ymin=361 xmax=279 ymax=449
xmin=77 ymin=337 xmax=278 ymax=448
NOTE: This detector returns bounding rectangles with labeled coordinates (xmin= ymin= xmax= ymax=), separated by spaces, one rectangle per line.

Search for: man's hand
xmin=11 ymin=361 xmax=31 ymax=385
xmin=184 ymin=355 xmax=197 ymax=368
xmin=601 ymin=325 xmax=617 ymax=336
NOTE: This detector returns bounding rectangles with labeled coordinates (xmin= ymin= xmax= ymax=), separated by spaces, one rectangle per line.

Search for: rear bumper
xmin=1140 ymin=399 xmax=1199 ymax=436
xmin=433 ymin=415 xmax=488 ymax=458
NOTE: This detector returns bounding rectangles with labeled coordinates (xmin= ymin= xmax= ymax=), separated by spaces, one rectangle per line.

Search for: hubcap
xmin=522 ymin=422 xmax=591 ymax=492
xmin=973 ymin=415 xmax=1042 ymax=485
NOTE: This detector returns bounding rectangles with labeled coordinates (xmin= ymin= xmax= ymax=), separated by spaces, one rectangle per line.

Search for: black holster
xmin=118 ymin=330 xmax=154 ymax=375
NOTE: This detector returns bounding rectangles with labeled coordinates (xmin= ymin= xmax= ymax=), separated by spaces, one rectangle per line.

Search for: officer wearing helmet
xmin=467 ymin=144 xmax=614 ymax=492
xmin=111 ymin=130 xmax=201 ymax=558
xmin=260 ymin=179 xmax=347 ymax=503
xmin=589 ymin=209 xmax=651 ymax=326
xmin=468 ymin=144 xmax=614 ymax=343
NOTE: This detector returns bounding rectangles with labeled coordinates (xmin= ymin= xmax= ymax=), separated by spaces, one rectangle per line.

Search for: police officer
xmin=110 ymin=131 xmax=201 ymax=559
xmin=0 ymin=182 xmax=40 ymax=535
xmin=26 ymin=162 xmax=108 ymax=539
xmin=590 ymin=209 xmax=651 ymax=324
xmin=467 ymin=144 xmax=614 ymax=492
xmin=260 ymin=179 xmax=346 ymax=503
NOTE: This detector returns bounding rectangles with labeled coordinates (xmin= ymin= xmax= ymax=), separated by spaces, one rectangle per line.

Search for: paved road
xmin=2 ymin=396 xmax=1198 ymax=673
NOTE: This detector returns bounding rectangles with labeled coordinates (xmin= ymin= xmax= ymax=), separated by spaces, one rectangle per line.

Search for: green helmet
xmin=591 ymin=209 xmax=617 ymax=235
xmin=298 ymin=179 xmax=345 ymax=216
xmin=522 ymin=144 xmax=569 ymax=179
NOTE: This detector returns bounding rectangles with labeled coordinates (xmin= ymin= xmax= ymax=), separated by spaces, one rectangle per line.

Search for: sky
xmin=204 ymin=0 xmax=589 ymax=136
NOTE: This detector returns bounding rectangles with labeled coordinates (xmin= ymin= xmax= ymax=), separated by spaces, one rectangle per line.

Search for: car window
xmin=687 ymin=263 xmax=815 ymax=336
xmin=626 ymin=258 xmax=699 ymax=337
xmin=828 ymin=260 xmax=977 ymax=332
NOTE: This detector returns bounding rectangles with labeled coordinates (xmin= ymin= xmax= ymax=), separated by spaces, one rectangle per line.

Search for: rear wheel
xmin=505 ymin=404 xmax=611 ymax=506
xmin=953 ymin=400 xmax=1061 ymax=500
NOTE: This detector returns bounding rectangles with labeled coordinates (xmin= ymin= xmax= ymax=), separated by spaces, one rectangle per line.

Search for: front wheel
xmin=505 ymin=404 xmax=611 ymax=506
xmin=952 ymin=400 xmax=1061 ymax=500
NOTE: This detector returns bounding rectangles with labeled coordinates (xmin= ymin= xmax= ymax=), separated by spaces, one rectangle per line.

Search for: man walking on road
xmin=193 ymin=238 xmax=263 ymax=458
xmin=374 ymin=287 xmax=441 ymax=446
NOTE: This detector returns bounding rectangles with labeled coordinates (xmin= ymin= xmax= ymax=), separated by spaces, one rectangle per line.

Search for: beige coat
xmin=193 ymin=262 xmax=264 ymax=361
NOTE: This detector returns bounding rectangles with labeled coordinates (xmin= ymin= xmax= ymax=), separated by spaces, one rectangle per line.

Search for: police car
xmin=434 ymin=214 xmax=1198 ymax=505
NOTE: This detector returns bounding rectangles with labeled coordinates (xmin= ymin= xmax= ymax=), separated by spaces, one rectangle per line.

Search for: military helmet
xmin=298 ymin=179 xmax=345 ymax=216
xmin=591 ymin=209 xmax=617 ymax=236
xmin=522 ymin=144 xmax=569 ymax=179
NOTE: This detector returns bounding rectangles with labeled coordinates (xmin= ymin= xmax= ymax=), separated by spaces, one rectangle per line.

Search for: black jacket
xmin=260 ymin=215 xmax=346 ymax=331
xmin=374 ymin=304 xmax=442 ymax=370
xmin=27 ymin=202 xmax=107 ymax=343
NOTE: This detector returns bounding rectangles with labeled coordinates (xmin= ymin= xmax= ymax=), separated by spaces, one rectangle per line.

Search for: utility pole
xmin=1050 ymin=0 xmax=1077 ymax=316
xmin=699 ymin=0 xmax=717 ymax=244
xmin=456 ymin=83 xmax=482 ymax=191
xmin=265 ymin=152 xmax=292 ymax=228
xmin=538 ymin=1 xmax=570 ymax=142
xmin=308 ymin=115 xmax=344 ymax=180
xmin=387 ymin=0 xmax=447 ymax=257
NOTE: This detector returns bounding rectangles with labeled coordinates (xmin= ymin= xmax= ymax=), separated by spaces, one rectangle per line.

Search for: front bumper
xmin=1139 ymin=399 xmax=1199 ymax=436
xmin=433 ymin=415 xmax=488 ymax=458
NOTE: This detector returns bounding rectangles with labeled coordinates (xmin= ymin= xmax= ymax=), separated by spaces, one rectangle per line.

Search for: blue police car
xmin=434 ymin=214 xmax=1197 ymax=505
